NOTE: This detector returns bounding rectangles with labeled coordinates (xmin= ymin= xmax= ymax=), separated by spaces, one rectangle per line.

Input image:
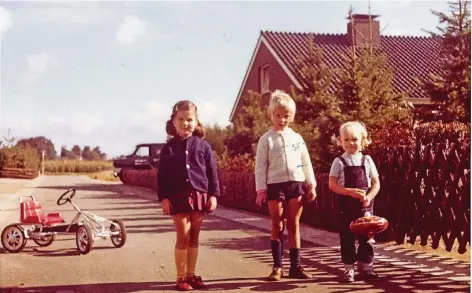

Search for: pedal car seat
xmin=20 ymin=200 xmax=65 ymax=225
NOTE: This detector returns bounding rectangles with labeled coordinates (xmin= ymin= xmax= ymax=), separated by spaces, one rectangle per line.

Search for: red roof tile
xmin=262 ymin=31 xmax=441 ymax=99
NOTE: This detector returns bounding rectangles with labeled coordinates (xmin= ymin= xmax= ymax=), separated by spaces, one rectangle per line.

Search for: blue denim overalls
xmin=338 ymin=155 xmax=374 ymax=265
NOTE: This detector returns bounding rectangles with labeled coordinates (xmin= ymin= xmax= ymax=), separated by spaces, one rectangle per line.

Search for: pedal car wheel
xmin=76 ymin=225 xmax=93 ymax=255
xmin=110 ymin=219 xmax=127 ymax=248
xmin=33 ymin=234 xmax=56 ymax=247
xmin=1 ymin=224 xmax=27 ymax=253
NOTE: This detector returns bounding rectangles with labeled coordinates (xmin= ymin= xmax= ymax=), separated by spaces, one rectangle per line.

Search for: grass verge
xmin=87 ymin=170 xmax=121 ymax=182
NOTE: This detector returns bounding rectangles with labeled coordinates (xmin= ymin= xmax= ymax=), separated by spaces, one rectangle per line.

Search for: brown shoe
xmin=176 ymin=278 xmax=193 ymax=291
xmin=187 ymin=275 xmax=207 ymax=289
xmin=267 ymin=267 xmax=283 ymax=281
xmin=288 ymin=266 xmax=312 ymax=279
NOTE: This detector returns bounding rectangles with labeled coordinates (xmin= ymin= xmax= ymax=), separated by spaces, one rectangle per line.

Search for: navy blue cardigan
xmin=157 ymin=135 xmax=220 ymax=200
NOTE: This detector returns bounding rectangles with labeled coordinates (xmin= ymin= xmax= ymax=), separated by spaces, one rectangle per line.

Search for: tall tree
xmin=16 ymin=136 xmax=57 ymax=160
xmin=60 ymin=145 xmax=71 ymax=158
xmin=336 ymin=8 xmax=412 ymax=132
xmin=71 ymin=145 xmax=81 ymax=159
xmin=291 ymin=35 xmax=342 ymax=170
xmin=92 ymin=146 xmax=107 ymax=160
xmin=423 ymin=0 xmax=471 ymax=122
xmin=225 ymin=91 xmax=271 ymax=157
xmin=2 ymin=128 xmax=16 ymax=147
xmin=82 ymin=146 xmax=92 ymax=160
xmin=205 ymin=124 xmax=231 ymax=156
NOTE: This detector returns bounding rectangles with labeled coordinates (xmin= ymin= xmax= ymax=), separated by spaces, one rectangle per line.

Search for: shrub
xmin=368 ymin=121 xmax=470 ymax=156
xmin=214 ymin=152 xmax=255 ymax=173
xmin=414 ymin=121 xmax=470 ymax=145
xmin=368 ymin=121 xmax=416 ymax=154
xmin=0 ymin=145 xmax=40 ymax=170
xmin=122 ymin=168 xmax=157 ymax=190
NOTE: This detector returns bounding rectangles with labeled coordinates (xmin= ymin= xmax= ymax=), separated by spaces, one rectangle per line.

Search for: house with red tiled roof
xmin=229 ymin=14 xmax=441 ymax=122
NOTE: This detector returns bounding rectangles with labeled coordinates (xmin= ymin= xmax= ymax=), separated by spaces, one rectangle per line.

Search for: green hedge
xmin=0 ymin=145 xmax=40 ymax=170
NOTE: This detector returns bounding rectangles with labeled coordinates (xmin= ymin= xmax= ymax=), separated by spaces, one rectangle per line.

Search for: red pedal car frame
xmin=1 ymin=189 xmax=126 ymax=255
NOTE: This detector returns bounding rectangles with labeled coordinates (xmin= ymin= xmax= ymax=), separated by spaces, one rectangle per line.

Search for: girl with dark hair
xmin=158 ymin=100 xmax=219 ymax=291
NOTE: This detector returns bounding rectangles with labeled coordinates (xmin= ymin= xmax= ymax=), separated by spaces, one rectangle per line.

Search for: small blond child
xmin=255 ymin=90 xmax=317 ymax=281
xmin=328 ymin=121 xmax=380 ymax=282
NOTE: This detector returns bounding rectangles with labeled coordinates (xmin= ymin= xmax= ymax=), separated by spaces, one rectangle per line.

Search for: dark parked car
xmin=113 ymin=143 xmax=165 ymax=179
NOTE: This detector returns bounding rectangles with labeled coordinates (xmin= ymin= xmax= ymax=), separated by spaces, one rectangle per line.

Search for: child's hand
xmin=362 ymin=196 xmax=371 ymax=207
xmin=162 ymin=199 xmax=172 ymax=215
xmin=206 ymin=196 xmax=217 ymax=212
xmin=307 ymin=187 xmax=317 ymax=202
xmin=349 ymin=188 xmax=366 ymax=199
xmin=255 ymin=190 xmax=267 ymax=207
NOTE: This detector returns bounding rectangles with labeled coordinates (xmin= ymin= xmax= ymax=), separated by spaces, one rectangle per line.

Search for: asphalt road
xmin=0 ymin=175 xmax=469 ymax=293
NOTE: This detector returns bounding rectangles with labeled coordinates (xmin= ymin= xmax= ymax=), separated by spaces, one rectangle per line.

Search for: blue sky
xmin=0 ymin=0 xmax=450 ymax=158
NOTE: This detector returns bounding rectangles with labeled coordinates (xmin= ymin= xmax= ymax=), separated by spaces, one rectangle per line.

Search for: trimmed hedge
xmin=0 ymin=167 xmax=38 ymax=179
xmin=121 ymin=168 xmax=157 ymax=191
xmin=0 ymin=145 xmax=40 ymax=171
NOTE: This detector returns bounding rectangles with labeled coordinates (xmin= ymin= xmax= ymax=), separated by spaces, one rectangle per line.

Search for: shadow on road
xmin=203 ymin=233 xmax=470 ymax=293
xmin=1 ymin=279 xmax=305 ymax=293
xmin=2 ymin=270 xmax=469 ymax=293
xmin=38 ymin=183 xmax=156 ymax=199
xmin=2 ymin=281 xmax=175 ymax=293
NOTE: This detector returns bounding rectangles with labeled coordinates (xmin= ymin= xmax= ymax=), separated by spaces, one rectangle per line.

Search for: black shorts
xmin=267 ymin=181 xmax=305 ymax=201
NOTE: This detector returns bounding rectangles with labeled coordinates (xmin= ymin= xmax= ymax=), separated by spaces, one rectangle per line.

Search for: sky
xmin=0 ymin=0 xmax=450 ymax=158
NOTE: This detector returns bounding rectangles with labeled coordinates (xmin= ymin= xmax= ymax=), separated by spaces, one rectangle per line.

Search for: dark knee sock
xmin=289 ymin=248 xmax=300 ymax=269
xmin=279 ymin=231 xmax=284 ymax=260
xmin=271 ymin=240 xmax=282 ymax=268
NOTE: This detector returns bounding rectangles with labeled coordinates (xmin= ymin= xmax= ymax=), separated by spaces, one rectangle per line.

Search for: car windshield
xmin=135 ymin=146 xmax=150 ymax=157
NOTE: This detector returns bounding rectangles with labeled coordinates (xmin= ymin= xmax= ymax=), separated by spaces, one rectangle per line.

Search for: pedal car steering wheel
xmin=57 ymin=189 xmax=76 ymax=205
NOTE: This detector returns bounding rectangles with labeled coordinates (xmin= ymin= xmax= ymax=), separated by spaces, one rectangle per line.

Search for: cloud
xmin=129 ymin=101 xmax=169 ymax=133
xmin=69 ymin=114 xmax=102 ymax=135
xmin=1 ymin=115 xmax=32 ymax=138
xmin=14 ymin=3 xmax=112 ymax=26
xmin=1 ymin=101 xmax=228 ymax=158
xmin=383 ymin=27 xmax=426 ymax=37
xmin=25 ymin=53 xmax=58 ymax=83
xmin=0 ymin=5 xmax=12 ymax=33
xmin=45 ymin=116 xmax=67 ymax=131
xmin=115 ymin=15 xmax=147 ymax=44
xmin=396 ymin=0 xmax=412 ymax=8
xmin=197 ymin=101 xmax=231 ymax=126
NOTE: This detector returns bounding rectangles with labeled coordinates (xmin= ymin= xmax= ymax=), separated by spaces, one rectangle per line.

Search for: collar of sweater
xmin=269 ymin=127 xmax=293 ymax=136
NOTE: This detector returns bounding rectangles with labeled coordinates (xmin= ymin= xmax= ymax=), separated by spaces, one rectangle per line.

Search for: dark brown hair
xmin=165 ymin=100 xmax=205 ymax=138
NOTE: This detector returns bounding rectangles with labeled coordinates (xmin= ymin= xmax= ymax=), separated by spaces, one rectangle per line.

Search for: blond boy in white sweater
xmin=255 ymin=90 xmax=317 ymax=281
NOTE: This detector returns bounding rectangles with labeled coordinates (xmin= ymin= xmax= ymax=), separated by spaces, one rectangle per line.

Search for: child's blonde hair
xmin=337 ymin=121 xmax=371 ymax=149
xmin=267 ymin=90 xmax=296 ymax=117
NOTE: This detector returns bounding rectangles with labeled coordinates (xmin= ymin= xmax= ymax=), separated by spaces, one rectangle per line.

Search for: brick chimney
xmin=347 ymin=14 xmax=380 ymax=48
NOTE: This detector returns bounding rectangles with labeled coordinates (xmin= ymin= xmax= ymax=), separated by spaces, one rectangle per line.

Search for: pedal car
xmin=1 ymin=188 xmax=126 ymax=255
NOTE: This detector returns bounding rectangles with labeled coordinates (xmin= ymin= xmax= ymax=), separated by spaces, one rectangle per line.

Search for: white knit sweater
xmin=255 ymin=128 xmax=316 ymax=192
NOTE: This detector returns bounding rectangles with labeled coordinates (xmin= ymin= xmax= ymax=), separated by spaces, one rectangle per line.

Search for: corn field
xmin=44 ymin=160 xmax=113 ymax=174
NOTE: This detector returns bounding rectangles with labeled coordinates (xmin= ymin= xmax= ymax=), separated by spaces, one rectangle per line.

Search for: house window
xmin=259 ymin=65 xmax=270 ymax=94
